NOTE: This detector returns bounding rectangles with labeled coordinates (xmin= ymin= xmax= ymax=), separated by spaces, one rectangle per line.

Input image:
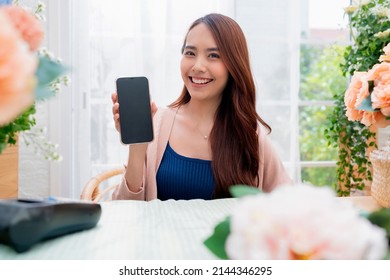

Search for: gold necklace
xmin=195 ymin=125 xmax=209 ymax=140
xmin=179 ymin=105 xmax=211 ymax=140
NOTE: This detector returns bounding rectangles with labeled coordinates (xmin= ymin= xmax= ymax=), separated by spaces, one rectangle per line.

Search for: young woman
xmin=111 ymin=13 xmax=292 ymax=200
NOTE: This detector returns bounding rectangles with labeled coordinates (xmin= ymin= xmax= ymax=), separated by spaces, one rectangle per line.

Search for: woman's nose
xmin=192 ymin=57 xmax=207 ymax=73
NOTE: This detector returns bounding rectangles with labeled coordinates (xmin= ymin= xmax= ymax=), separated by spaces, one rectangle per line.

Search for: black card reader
xmin=0 ymin=198 xmax=101 ymax=253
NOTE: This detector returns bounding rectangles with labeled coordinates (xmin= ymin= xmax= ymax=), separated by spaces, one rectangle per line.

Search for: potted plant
xmin=325 ymin=0 xmax=390 ymax=196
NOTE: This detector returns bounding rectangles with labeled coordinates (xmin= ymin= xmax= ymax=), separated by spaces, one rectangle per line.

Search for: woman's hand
xmin=111 ymin=92 xmax=158 ymax=133
xmin=111 ymin=92 xmax=121 ymax=132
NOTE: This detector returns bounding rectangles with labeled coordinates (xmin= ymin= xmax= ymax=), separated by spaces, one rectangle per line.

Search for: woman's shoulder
xmin=154 ymin=106 xmax=177 ymax=121
xmin=152 ymin=106 xmax=179 ymax=134
xmin=256 ymin=122 xmax=271 ymax=139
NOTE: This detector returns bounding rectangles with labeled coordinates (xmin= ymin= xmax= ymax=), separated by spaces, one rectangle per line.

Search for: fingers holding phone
xmin=112 ymin=91 xmax=157 ymax=135
xmin=151 ymin=100 xmax=157 ymax=118
xmin=112 ymin=92 xmax=121 ymax=132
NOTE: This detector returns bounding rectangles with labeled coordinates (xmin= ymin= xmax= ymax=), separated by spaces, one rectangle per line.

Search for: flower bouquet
xmin=344 ymin=43 xmax=390 ymax=127
xmin=204 ymin=185 xmax=390 ymax=260
xmin=0 ymin=1 xmax=67 ymax=158
xmin=344 ymin=43 xmax=390 ymax=207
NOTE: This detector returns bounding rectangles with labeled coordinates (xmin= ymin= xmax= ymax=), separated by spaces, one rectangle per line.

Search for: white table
xmin=336 ymin=195 xmax=381 ymax=212
xmin=0 ymin=199 xmax=238 ymax=260
xmin=0 ymin=196 xmax=381 ymax=260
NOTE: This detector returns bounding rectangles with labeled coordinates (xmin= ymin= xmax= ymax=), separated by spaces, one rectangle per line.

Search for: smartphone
xmin=116 ymin=77 xmax=154 ymax=144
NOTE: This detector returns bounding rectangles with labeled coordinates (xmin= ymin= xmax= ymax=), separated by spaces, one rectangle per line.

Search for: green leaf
xmin=0 ymin=142 xmax=6 ymax=154
xmin=203 ymin=217 xmax=230 ymax=259
xmin=229 ymin=185 xmax=262 ymax=198
xmin=385 ymin=250 xmax=390 ymax=260
xmin=367 ymin=208 xmax=390 ymax=240
xmin=35 ymin=86 xmax=56 ymax=100
xmin=356 ymin=95 xmax=377 ymax=112
xmin=35 ymin=55 xmax=67 ymax=100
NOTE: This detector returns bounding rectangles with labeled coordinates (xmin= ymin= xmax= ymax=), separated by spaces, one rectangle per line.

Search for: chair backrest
xmin=80 ymin=167 xmax=125 ymax=202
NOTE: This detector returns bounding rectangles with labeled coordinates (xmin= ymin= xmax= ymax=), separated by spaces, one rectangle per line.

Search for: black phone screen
xmin=116 ymin=77 xmax=154 ymax=144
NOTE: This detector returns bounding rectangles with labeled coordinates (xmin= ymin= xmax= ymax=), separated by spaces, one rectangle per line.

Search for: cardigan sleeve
xmin=111 ymin=173 xmax=146 ymax=200
xmin=111 ymin=108 xmax=167 ymax=201
xmin=258 ymin=126 xmax=293 ymax=192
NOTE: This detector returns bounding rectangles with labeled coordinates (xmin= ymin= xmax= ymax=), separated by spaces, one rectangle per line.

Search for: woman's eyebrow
xmin=184 ymin=45 xmax=219 ymax=52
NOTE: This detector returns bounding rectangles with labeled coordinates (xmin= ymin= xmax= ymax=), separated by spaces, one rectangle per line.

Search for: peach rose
xmin=367 ymin=62 xmax=390 ymax=85
xmin=372 ymin=84 xmax=390 ymax=109
xmin=344 ymin=71 xmax=367 ymax=122
xmin=381 ymin=107 xmax=390 ymax=117
xmin=370 ymin=63 xmax=390 ymax=113
xmin=360 ymin=111 xmax=390 ymax=127
xmin=0 ymin=10 xmax=37 ymax=126
xmin=226 ymin=185 xmax=388 ymax=260
xmin=379 ymin=43 xmax=390 ymax=63
xmin=1 ymin=6 xmax=44 ymax=52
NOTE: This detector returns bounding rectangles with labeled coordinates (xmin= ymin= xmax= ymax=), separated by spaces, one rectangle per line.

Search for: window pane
xmin=260 ymin=105 xmax=292 ymax=162
xmin=301 ymin=167 xmax=337 ymax=187
xmin=299 ymin=105 xmax=337 ymax=161
xmin=253 ymin=41 xmax=291 ymax=101
xmin=299 ymin=44 xmax=347 ymax=101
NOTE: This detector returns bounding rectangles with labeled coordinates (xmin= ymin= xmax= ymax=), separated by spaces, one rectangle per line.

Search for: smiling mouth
xmin=190 ymin=77 xmax=213 ymax=85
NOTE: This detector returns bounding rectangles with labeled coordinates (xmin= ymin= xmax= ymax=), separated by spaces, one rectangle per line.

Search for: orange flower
xmin=361 ymin=111 xmax=389 ymax=128
xmin=370 ymin=62 xmax=390 ymax=119
xmin=0 ymin=10 xmax=37 ymax=126
xmin=372 ymin=83 xmax=390 ymax=108
xmin=345 ymin=43 xmax=390 ymax=128
xmin=379 ymin=43 xmax=390 ymax=63
xmin=1 ymin=6 xmax=44 ymax=52
xmin=344 ymin=71 xmax=366 ymax=122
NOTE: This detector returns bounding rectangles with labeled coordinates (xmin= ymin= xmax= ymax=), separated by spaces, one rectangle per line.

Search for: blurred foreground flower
xmin=0 ymin=7 xmax=38 ymax=126
xmin=205 ymin=185 xmax=389 ymax=260
xmin=0 ymin=3 xmax=67 ymax=156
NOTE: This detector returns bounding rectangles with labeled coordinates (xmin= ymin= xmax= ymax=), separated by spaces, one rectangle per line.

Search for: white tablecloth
xmin=0 ymin=195 xmax=381 ymax=260
xmin=0 ymin=199 xmax=238 ymax=260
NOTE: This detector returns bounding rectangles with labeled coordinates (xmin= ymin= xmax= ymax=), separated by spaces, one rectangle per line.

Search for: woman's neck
xmin=184 ymin=99 xmax=219 ymax=123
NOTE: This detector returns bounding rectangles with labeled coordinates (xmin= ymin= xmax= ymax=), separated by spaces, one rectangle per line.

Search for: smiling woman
xmin=15 ymin=0 xmax=349 ymax=199
xmin=111 ymin=13 xmax=291 ymax=201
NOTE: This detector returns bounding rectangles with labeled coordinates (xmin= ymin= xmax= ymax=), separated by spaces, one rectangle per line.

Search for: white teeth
xmin=192 ymin=77 xmax=212 ymax=84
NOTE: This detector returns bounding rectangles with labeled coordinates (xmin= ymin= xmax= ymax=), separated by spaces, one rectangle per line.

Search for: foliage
xmin=300 ymin=45 xmax=348 ymax=101
xmin=324 ymin=0 xmax=390 ymax=196
xmin=0 ymin=106 xmax=36 ymax=152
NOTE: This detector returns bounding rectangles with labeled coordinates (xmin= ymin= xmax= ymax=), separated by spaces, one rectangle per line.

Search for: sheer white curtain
xmin=67 ymin=0 xmax=237 ymax=197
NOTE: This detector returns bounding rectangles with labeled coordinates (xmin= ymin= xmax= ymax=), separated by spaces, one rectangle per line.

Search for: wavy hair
xmin=169 ymin=13 xmax=271 ymax=198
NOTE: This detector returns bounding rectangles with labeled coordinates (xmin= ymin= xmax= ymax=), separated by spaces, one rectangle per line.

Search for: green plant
xmin=325 ymin=0 xmax=390 ymax=196
xmin=0 ymin=106 xmax=36 ymax=152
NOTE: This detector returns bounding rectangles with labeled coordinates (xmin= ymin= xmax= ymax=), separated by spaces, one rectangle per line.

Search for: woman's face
xmin=180 ymin=23 xmax=229 ymax=103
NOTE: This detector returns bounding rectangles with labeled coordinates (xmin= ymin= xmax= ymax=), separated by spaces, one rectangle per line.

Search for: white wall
xmin=18 ymin=0 xmax=50 ymax=198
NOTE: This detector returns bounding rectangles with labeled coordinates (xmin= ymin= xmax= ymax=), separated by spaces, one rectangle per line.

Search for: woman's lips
xmin=190 ymin=76 xmax=213 ymax=85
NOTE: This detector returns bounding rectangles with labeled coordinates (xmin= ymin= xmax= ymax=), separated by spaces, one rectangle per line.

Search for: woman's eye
xmin=184 ymin=51 xmax=195 ymax=56
xmin=209 ymin=53 xmax=220 ymax=59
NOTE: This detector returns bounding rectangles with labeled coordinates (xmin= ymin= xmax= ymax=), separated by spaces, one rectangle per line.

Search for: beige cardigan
xmin=112 ymin=107 xmax=292 ymax=201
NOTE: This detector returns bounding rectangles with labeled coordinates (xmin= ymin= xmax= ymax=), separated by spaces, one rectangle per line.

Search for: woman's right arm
xmin=111 ymin=92 xmax=157 ymax=199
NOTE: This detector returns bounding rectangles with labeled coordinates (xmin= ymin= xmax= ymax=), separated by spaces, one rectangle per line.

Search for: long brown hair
xmin=169 ymin=13 xmax=271 ymax=198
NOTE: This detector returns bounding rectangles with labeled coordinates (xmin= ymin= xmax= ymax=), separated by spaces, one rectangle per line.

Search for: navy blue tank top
xmin=156 ymin=143 xmax=215 ymax=200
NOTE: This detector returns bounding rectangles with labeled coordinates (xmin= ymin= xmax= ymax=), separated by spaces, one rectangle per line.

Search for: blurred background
xmin=18 ymin=0 xmax=351 ymax=198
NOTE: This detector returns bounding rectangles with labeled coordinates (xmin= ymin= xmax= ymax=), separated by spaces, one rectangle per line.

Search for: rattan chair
xmin=80 ymin=167 xmax=125 ymax=202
